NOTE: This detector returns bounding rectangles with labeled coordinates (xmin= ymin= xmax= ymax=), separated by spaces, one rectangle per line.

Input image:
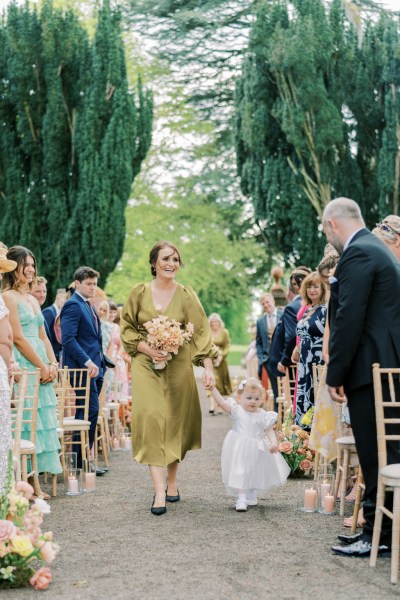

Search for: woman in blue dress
xmin=293 ymin=272 xmax=327 ymax=429
xmin=2 ymin=246 xmax=62 ymax=497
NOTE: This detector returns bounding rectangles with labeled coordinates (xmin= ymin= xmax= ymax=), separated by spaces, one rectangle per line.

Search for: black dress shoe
xmin=151 ymin=496 xmax=166 ymax=516
xmin=337 ymin=532 xmax=362 ymax=545
xmin=166 ymin=489 xmax=180 ymax=503
xmin=331 ymin=540 xmax=391 ymax=557
xmin=95 ymin=467 xmax=107 ymax=476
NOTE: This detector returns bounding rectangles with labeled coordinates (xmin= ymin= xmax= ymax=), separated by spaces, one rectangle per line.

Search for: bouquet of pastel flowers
xmin=0 ymin=455 xmax=59 ymax=590
xmin=143 ymin=315 xmax=194 ymax=369
xmin=277 ymin=413 xmax=315 ymax=475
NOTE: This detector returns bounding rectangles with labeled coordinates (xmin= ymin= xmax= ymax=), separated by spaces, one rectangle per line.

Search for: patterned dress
xmin=13 ymin=303 xmax=62 ymax=474
xmin=294 ymin=304 xmax=327 ymax=428
xmin=0 ymin=295 xmax=11 ymax=492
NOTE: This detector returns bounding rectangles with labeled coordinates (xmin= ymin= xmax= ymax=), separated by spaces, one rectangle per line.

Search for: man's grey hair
xmin=322 ymin=197 xmax=364 ymax=223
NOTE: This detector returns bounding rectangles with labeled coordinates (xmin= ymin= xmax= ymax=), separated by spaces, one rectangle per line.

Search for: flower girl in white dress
xmin=210 ymin=377 xmax=290 ymax=511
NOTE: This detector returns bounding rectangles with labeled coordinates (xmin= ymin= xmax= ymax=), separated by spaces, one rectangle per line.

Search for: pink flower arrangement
xmin=278 ymin=413 xmax=315 ymax=475
xmin=143 ymin=315 xmax=194 ymax=369
xmin=0 ymin=455 xmax=59 ymax=590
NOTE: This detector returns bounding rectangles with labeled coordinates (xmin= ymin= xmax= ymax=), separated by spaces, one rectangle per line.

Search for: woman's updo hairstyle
xmin=149 ymin=241 xmax=184 ymax=277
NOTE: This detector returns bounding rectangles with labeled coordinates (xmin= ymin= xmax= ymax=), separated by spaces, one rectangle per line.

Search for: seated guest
xmin=31 ymin=276 xmax=48 ymax=307
xmin=42 ymin=288 xmax=67 ymax=364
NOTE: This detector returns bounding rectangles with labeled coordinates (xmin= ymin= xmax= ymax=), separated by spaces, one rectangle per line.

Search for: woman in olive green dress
xmin=120 ymin=241 xmax=217 ymax=515
xmin=208 ymin=313 xmax=232 ymax=414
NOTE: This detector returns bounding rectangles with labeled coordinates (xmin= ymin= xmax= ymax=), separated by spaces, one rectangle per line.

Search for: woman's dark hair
xmin=2 ymin=246 xmax=37 ymax=291
xmin=109 ymin=302 xmax=120 ymax=324
xmin=149 ymin=241 xmax=183 ymax=277
xmin=289 ymin=266 xmax=311 ymax=294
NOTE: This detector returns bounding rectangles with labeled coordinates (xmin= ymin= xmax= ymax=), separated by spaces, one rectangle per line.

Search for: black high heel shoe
xmin=166 ymin=484 xmax=180 ymax=503
xmin=151 ymin=495 xmax=166 ymax=516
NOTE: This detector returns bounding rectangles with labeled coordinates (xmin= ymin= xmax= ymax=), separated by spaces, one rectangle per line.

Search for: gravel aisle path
xmin=5 ymin=373 xmax=399 ymax=600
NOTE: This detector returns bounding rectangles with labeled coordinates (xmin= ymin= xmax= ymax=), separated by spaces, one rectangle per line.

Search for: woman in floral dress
xmin=293 ymin=272 xmax=327 ymax=429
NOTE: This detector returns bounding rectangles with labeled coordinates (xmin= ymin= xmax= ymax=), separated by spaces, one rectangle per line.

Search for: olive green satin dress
xmin=212 ymin=328 xmax=232 ymax=396
xmin=120 ymin=283 xmax=218 ymax=466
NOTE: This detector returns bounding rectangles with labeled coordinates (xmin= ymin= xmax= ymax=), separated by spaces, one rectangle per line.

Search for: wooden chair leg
xmin=21 ymin=455 xmax=28 ymax=482
xmin=51 ymin=474 xmax=57 ymax=497
xmin=334 ymin=449 xmax=342 ymax=498
xmin=351 ymin=471 xmax=364 ymax=534
xmin=370 ymin=481 xmax=385 ymax=567
xmin=31 ymin=455 xmax=41 ymax=496
xmin=314 ymin=452 xmax=320 ymax=481
xmin=99 ymin=421 xmax=109 ymax=467
xmin=391 ymin=487 xmax=400 ymax=584
xmin=340 ymin=450 xmax=350 ymax=516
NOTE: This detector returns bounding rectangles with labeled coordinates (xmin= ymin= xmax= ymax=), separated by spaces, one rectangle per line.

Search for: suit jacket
xmin=327 ymin=229 xmax=400 ymax=392
xmin=60 ymin=293 xmax=105 ymax=375
xmin=42 ymin=304 xmax=62 ymax=362
xmin=268 ymin=295 xmax=302 ymax=376
xmin=256 ymin=309 xmax=283 ymax=366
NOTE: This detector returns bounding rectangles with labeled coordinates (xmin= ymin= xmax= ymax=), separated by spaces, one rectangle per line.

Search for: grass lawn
xmin=227 ymin=344 xmax=248 ymax=366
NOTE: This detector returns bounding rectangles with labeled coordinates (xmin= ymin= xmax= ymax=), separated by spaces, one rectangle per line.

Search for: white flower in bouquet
xmin=143 ymin=315 xmax=194 ymax=369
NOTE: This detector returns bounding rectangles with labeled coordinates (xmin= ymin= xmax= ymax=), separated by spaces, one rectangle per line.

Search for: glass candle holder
xmin=64 ymin=452 xmax=77 ymax=472
xmin=111 ymin=436 xmax=121 ymax=450
xmin=65 ymin=468 xmax=83 ymax=496
xmin=83 ymin=460 xmax=96 ymax=493
xmin=120 ymin=431 xmax=132 ymax=451
xmin=297 ymin=481 xmax=318 ymax=513
xmin=317 ymin=473 xmax=335 ymax=514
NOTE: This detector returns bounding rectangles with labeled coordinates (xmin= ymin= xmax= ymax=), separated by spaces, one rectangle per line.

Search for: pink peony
xmin=38 ymin=540 xmax=57 ymax=564
xmin=30 ymin=566 xmax=52 ymax=590
xmin=279 ymin=441 xmax=293 ymax=454
xmin=15 ymin=481 xmax=34 ymax=499
xmin=299 ymin=459 xmax=312 ymax=471
xmin=0 ymin=519 xmax=16 ymax=542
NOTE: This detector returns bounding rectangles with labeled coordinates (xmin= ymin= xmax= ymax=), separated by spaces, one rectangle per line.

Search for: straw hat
xmin=0 ymin=246 xmax=17 ymax=273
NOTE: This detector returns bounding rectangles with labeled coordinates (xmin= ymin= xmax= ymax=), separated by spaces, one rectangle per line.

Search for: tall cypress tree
xmin=0 ymin=0 xmax=153 ymax=298
xmin=235 ymin=0 xmax=400 ymax=265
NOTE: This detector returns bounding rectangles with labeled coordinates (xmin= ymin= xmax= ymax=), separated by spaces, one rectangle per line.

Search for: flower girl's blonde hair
xmin=236 ymin=377 xmax=266 ymax=406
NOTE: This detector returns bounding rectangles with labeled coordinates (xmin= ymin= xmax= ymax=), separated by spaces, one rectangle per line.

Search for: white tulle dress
xmin=221 ymin=399 xmax=290 ymax=495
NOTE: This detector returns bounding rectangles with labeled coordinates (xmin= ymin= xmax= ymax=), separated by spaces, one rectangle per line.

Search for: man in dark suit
xmin=268 ymin=269 xmax=310 ymax=380
xmin=256 ymin=293 xmax=283 ymax=406
xmin=42 ymin=288 xmax=66 ymax=363
xmin=323 ymin=197 xmax=400 ymax=557
xmin=61 ymin=266 xmax=107 ymax=474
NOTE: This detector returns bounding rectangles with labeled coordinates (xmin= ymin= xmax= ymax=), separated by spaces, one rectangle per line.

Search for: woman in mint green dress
xmin=2 ymin=246 xmax=62 ymax=495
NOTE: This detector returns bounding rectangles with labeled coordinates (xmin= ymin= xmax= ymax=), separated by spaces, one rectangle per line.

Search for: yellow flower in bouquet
xmin=143 ymin=315 xmax=194 ymax=370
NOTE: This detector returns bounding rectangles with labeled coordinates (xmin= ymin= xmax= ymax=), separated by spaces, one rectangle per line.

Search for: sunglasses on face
xmin=376 ymin=222 xmax=400 ymax=236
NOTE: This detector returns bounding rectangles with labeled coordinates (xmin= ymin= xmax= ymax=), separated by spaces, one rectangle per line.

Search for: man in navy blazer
xmin=256 ymin=293 xmax=283 ymax=405
xmin=42 ymin=288 xmax=66 ymax=363
xmin=324 ymin=198 xmax=400 ymax=557
xmin=61 ymin=266 xmax=106 ymax=470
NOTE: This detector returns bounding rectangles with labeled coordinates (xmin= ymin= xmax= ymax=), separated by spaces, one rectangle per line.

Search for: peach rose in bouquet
xmin=278 ymin=412 xmax=315 ymax=475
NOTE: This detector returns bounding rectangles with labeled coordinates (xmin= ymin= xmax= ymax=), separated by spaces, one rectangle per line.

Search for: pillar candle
xmin=84 ymin=472 xmax=96 ymax=492
xmin=68 ymin=477 xmax=79 ymax=494
xmin=304 ymin=488 xmax=317 ymax=510
xmin=112 ymin=438 xmax=120 ymax=450
xmin=320 ymin=483 xmax=330 ymax=498
xmin=323 ymin=494 xmax=335 ymax=513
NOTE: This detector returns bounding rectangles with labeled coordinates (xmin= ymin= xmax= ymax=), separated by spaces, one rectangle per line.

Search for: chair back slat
xmin=372 ymin=363 xmax=400 ymax=470
xmin=63 ymin=367 xmax=91 ymax=421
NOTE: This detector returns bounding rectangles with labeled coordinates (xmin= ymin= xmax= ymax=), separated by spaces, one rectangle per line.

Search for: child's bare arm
xmin=265 ymin=426 xmax=278 ymax=454
xmin=210 ymin=387 xmax=232 ymax=415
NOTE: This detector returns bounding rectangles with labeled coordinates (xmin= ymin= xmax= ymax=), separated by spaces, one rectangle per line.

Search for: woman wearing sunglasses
xmin=372 ymin=216 xmax=400 ymax=260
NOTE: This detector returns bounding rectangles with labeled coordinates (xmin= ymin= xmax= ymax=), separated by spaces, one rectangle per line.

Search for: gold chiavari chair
xmin=277 ymin=364 xmax=297 ymax=430
xmin=12 ymin=369 xmax=41 ymax=494
xmin=95 ymin=373 xmax=110 ymax=467
xmin=10 ymin=368 xmax=28 ymax=483
xmin=61 ymin=367 xmax=91 ymax=466
xmin=370 ymin=364 xmax=400 ymax=584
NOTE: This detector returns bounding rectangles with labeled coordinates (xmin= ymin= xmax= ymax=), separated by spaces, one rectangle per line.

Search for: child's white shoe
xmin=246 ymin=489 xmax=258 ymax=506
xmin=235 ymin=498 xmax=248 ymax=512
